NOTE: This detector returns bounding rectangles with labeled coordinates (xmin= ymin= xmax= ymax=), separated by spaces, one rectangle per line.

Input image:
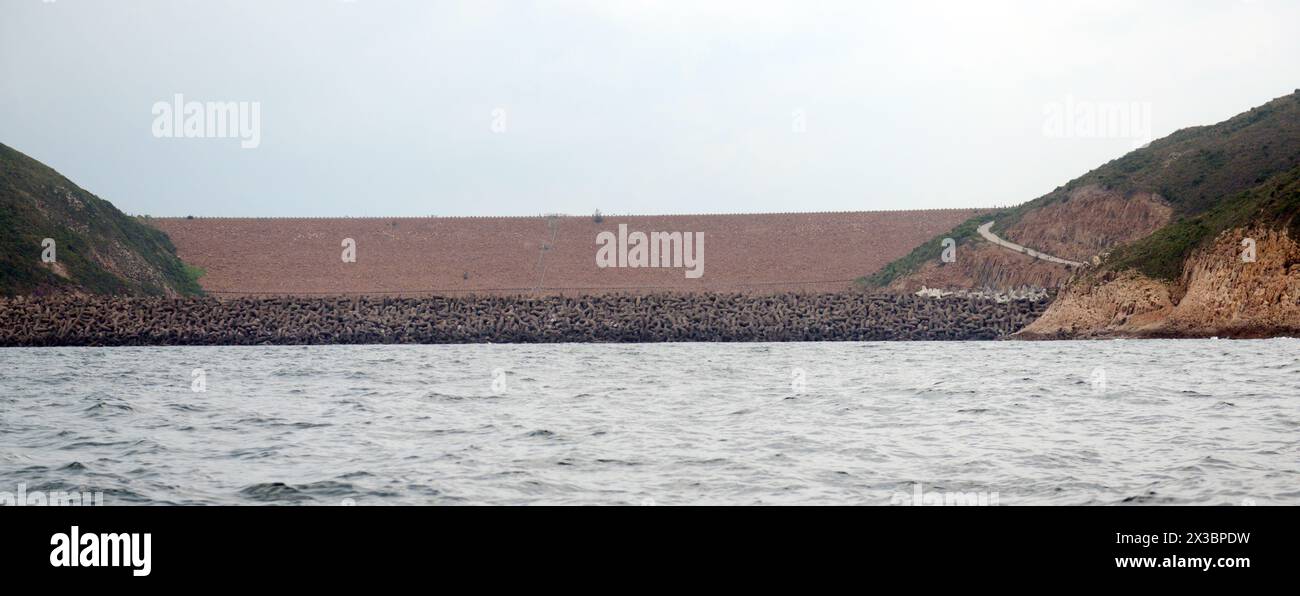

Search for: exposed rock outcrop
xmin=1001 ymin=186 xmax=1171 ymax=263
xmin=1019 ymin=226 xmax=1300 ymax=338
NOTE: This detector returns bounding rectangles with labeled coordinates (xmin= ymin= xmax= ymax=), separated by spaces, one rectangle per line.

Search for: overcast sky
xmin=2 ymin=0 xmax=1297 ymax=217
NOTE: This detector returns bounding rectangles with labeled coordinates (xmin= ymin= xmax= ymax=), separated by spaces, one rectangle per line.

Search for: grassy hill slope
xmin=0 ymin=143 xmax=201 ymax=296
xmin=1104 ymin=164 xmax=1300 ymax=280
xmin=865 ymin=90 xmax=1300 ymax=288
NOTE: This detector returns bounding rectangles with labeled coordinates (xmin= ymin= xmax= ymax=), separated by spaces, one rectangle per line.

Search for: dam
xmin=150 ymin=209 xmax=985 ymax=296
xmin=0 ymin=209 xmax=1061 ymax=346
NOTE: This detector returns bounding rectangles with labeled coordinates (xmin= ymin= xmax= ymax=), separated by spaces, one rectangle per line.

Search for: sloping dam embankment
xmin=150 ymin=210 xmax=985 ymax=295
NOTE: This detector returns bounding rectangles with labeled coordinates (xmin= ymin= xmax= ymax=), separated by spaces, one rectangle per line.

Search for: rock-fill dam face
xmin=150 ymin=210 xmax=985 ymax=296
xmin=0 ymin=293 xmax=1049 ymax=346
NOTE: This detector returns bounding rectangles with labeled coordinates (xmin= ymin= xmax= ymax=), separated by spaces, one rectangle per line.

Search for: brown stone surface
xmin=1003 ymin=186 xmax=1172 ymax=262
xmin=150 ymin=210 xmax=984 ymax=296
xmin=1018 ymin=226 xmax=1300 ymax=338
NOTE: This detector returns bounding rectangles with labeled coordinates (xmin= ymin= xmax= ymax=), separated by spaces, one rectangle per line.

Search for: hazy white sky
xmin=2 ymin=0 xmax=1297 ymax=216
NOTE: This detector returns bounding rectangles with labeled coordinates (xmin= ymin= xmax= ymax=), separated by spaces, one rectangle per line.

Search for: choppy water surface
xmin=1 ymin=340 xmax=1297 ymax=505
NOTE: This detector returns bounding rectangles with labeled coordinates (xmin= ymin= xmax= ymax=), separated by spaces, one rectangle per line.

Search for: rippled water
xmin=1 ymin=340 xmax=1297 ymax=505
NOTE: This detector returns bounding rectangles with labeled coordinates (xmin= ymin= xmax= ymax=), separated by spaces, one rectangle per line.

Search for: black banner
xmin=2 ymin=506 xmax=1290 ymax=586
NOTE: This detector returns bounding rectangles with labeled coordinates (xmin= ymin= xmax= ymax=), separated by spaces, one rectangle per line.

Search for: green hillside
xmin=1104 ymin=164 xmax=1300 ymax=280
xmin=0 ymin=143 xmax=201 ymax=296
xmin=865 ymin=90 xmax=1300 ymax=288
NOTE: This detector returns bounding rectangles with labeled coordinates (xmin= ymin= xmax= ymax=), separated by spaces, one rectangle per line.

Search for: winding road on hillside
xmin=976 ymin=221 xmax=1087 ymax=268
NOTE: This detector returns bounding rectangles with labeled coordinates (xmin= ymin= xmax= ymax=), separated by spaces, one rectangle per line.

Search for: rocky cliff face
xmin=1001 ymin=186 xmax=1171 ymax=262
xmin=1019 ymin=226 xmax=1300 ymax=338
xmin=886 ymin=185 xmax=1170 ymax=293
